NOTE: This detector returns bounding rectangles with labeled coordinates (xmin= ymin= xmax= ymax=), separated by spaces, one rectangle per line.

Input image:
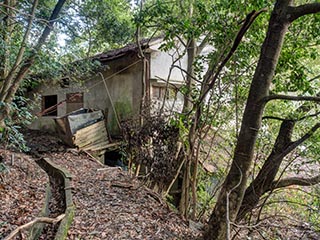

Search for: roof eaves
xmin=91 ymin=36 xmax=163 ymax=62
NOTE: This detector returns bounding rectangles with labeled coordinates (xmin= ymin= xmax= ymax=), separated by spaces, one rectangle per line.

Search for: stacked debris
xmin=54 ymin=109 xmax=113 ymax=152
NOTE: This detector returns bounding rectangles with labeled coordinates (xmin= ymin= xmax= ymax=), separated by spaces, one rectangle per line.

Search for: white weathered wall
xmin=148 ymin=40 xmax=213 ymax=84
xmin=149 ymin=42 xmax=187 ymax=83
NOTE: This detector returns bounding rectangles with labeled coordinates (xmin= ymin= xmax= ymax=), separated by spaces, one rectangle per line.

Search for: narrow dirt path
xmin=1 ymin=130 xmax=200 ymax=239
xmin=43 ymin=150 xmax=199 ymax=239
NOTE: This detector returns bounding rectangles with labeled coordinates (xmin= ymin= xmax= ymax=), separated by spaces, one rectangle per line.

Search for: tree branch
xmin=2 ymin=0 xmax=67 ymax=103
xmin=199 ymin=8 xmax=267 ymax=104
xmin=263 ymin=110 xmax=320 ymax=122
xmin=197 ymin=33 xmax=210 ymax=55
xmin=286 ymin=122 xmax=320 ymax=153
xmin=287 ymin=3 xmax=320 ymax=22
xmin=35 ymin=0 xmax=67 ymax=52
xmin=4 ymin=214 xmax=65 ymax=240
xmin=272 ymin=175 xmax=320 ymax=190
xmin=262 ymin=94 xmax=320 ymax=103
xmin=0 ymin=0 xmax=38 ymax=101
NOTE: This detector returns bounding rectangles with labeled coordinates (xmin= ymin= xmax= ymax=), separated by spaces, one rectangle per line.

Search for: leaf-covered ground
xmin=0 ymin=150 xmax=48 ymax=239
xmin=2 ymin=130 xmax=319 ymax=240
xmin=0 ymin=131 xmax=200 ymax=239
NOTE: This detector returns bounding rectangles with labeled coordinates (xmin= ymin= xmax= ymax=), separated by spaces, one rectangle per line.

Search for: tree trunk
xmin=182 ymin=38 xmax=196 ymax=113
xmin=204 ymin=1 xmax=292 ymax=239
xmin=179 ymin=36 xmax=197 ymax=217
xmin=0 ymin=0 xmax=16 ymax=81
xmin=0 ymin=0 xmax=67 ymax=125
xmin=236 ymin=120 xmax=294 ymax=221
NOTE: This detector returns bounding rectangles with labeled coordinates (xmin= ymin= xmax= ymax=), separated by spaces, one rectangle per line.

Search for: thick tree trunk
xmin=204 ymin=1 xmax=292 ymax=239
xmin=236 ymin=120 xmax=294 ymax=221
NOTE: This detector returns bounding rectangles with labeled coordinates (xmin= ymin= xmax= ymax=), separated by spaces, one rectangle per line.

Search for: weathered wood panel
xmin=73 ymin=120 xmax=110 ymax=151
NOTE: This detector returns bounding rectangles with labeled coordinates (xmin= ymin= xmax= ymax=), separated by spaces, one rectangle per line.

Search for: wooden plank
xmin=81 ymin=141 xmax=109 ymax=151
xmin=74 ymin=129 xmax=107 ymax=146
xmin=77 ymin=137 xmax=108 ymax=148
xmin=82 ymin=142 xmax=121 ymax=152
xmin=73 ymin=121 xmax=106 ymax=137
xmin=71 ymin=119 xmax=121 ymax=152
xmin=75 ymin=131 xmax=108 ymax=147
xmin=73 ymin=127 xmax=105 ymax=141
xmin=73 ymin=120 xmax=109 ymax=147
xmin=74 ymin=127 xmax=107 ymax=142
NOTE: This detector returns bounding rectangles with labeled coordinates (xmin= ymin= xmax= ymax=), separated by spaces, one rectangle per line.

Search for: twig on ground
xmin=4 ymin=214 xmax=65 ymax=240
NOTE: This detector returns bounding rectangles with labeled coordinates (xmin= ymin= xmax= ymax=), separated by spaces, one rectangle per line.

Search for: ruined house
xmin=29 ymin=37 xmax=186 ymax=136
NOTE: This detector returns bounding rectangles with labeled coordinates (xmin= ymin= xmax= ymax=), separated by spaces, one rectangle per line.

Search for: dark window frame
xmin=42 ymin=95 xmax=58 ymax=116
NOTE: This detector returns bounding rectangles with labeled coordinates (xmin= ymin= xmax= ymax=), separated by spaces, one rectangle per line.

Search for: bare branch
xmin=175 ymin=35 xmax=187 ymax=48
xmin=4 ymin=214 xmax=65 ymax=240
xmin=272 ymin=175 xmax=320 ymax=190
xmin=199 ymin=8 xmax=267 ymax=103
xmin=308 ymin=74 xmax=320 ymax=83
xmin=0 ymin=2 xmax=49 ymax=24
xmin=286 ymin=122 xmax=320 ymax=153
xmin=171 ymin=65 xmax=202 ymax=83
xmin=287 ymin=3 xmax=320 ymax=22
xmin=263 ymin=110 xmax=320 ymax=122
xmin=262 ymin=116 xmax=288 ymax=121
xmin=262 ymin=94 xmax=320 ymax=103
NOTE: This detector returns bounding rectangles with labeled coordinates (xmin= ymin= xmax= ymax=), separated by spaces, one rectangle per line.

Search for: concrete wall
xmin=148 ymin=39 xmax=214 ymax=84
xmin=29 ymin=52 xmax=143 ymax=136
xmin=149 ymin=42 xmax=187 ymax=83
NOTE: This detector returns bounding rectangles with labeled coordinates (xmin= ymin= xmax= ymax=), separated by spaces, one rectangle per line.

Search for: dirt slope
xmin=0 ymin=131 xmax=200 ymax=239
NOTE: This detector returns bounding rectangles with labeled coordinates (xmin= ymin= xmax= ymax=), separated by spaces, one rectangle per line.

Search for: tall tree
xmin=135 ymin=0 xmax=271 ymax=218
xmin=204 ymin=1 xmax=320 ymax=239
xmin=136 ymin=2 xmax=320 ymax=237
xmin=0 ymin=0 xmax=67 ymax=128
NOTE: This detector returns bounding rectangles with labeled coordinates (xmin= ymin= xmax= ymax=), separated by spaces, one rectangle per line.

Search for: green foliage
xmin=59 ymin=0 xmax=134 ymax=57
xmin=308 ymin=187 xmax=320 ymax=231
xmin=169 ymin=114 xmax=190 ymax=149
xmin=274 ymin=13 xmax=320 ymax=94
xmin=196 ymin=168 xmax=225 ymax=219
xmin=0 ymin=96 xmax=34 ymax=152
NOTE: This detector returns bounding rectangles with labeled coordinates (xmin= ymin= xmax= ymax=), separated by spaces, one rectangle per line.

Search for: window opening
xmin=42 ymin=95 xmax=58 ymax=116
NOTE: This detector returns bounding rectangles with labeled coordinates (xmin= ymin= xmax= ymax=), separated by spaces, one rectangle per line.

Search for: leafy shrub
xmin=0 ymin=96 xmax=34 ymax=152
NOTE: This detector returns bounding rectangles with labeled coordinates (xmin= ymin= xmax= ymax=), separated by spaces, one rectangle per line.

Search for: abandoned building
xmin=29 ymin=37 xmax=186 ymax=136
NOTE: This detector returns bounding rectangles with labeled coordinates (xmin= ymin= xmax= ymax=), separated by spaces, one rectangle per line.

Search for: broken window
xmin=42 ymin=95 xmax=58 ymax=116
xmin=66 ymin=92 xmax=84 ymax=113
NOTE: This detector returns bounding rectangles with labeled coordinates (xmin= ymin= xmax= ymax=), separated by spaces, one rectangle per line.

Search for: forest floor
xmin=1 ymin=130 xmax=319 ymax=240
xmin=0 ymin=130 xmax=201 ymax=240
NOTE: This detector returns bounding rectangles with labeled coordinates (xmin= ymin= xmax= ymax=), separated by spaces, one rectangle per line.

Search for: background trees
xmin=0 ymin=0 xmax=134 ymax=148
xmin=59 ymin=0 xmax=134 ymax=58
xmin=135 ymin=0 xmax=320 ymax=239
xmin=0 ymin=0 xmax=67 ymax=149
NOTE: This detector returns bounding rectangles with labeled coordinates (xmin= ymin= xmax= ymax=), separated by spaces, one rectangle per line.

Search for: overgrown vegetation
xmin=122 ymin=113 xmax=181 ymax=193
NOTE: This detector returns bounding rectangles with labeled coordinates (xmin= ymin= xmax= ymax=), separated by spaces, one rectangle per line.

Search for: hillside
xmin=0 ymin=131 xmax=200 ymax=240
